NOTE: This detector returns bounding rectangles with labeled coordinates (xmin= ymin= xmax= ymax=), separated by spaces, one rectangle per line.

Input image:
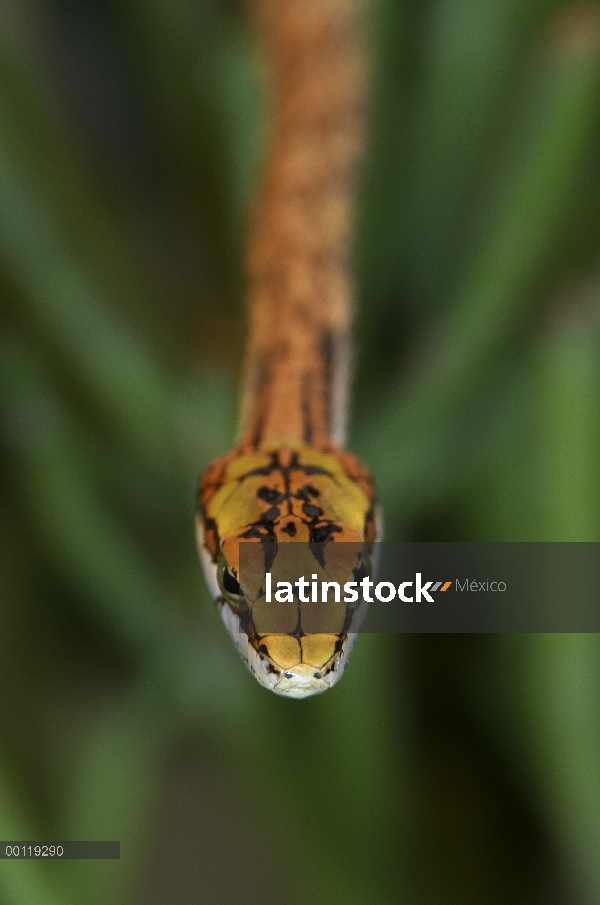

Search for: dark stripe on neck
xmin=301 ymin=371 xmax=314 ymax=445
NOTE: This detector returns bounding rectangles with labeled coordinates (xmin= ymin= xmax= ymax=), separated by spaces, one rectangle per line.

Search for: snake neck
xmin=238 ymin=0 xmax=367 ymax=450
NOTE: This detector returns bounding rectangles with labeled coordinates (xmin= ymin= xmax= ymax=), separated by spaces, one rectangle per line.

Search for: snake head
xmin=196 ymin=441 xmax=378 ymax=698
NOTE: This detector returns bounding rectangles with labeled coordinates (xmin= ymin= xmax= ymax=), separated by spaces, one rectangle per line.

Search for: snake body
xmin=196 ymin=0 xmax=378 ymax=698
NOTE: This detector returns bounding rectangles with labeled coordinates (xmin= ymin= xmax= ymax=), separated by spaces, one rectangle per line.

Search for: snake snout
xmin=268 ymin=663 xmax=332 ymax=699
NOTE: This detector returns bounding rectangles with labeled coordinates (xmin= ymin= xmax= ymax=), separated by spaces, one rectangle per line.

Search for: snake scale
xmin=196 ymin=0 xmax=379 ymax=698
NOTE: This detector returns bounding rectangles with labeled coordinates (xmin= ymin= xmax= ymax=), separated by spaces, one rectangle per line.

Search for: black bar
xmin=239 ymin=541 xmax=600 ymax=633
xmin=0 ymin=842 xmax=120 ymax=859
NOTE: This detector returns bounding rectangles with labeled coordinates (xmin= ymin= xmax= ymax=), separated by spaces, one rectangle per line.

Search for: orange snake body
xmin=196 ymin=0 xmax=378 ymax=697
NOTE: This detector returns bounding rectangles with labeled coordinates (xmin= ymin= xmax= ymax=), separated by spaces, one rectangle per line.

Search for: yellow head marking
xmin=197 ymin=440 xmax=376 ymax=697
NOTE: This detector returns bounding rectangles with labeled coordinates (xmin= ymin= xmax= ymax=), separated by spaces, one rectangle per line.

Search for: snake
xmin=196 ymin=0 xmax=379 ymax=698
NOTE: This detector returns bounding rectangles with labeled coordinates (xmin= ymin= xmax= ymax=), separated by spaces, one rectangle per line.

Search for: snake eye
xmin=353 ymin=547 xmax=372 ymax=583
xmin=217 ymin=557 xmax=245 ymax=611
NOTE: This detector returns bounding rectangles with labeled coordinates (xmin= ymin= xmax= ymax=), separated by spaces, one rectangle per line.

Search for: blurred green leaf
xmin=358 ymin=24 xmax=600 ymax=531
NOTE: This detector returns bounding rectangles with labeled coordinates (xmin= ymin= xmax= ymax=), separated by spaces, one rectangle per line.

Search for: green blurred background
xmin=1 ymin=0 xmax=600 ymax=902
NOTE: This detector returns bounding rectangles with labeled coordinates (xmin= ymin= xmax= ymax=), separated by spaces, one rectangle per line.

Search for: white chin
xmin=197 ymin=522 xmax=356 ymax=698
xmin=218 ymin=602 xmax=355 ymax=699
